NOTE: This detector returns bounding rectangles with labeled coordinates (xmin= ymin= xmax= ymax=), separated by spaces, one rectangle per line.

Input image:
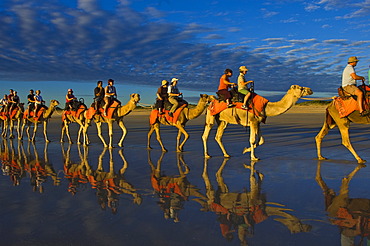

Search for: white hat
xmin=171 ymin=78 xmax=179 ymax=83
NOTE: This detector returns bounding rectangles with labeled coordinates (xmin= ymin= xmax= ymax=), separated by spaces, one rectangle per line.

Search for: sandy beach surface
xmin=1 ymin=105 xmax=370 ymax=245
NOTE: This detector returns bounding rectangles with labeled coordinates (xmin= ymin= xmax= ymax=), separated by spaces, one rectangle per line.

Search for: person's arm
xmin=351 ymin=72 xmax=365 ymax=82
xmin=222 ymin=75 xmax=236 ymax=87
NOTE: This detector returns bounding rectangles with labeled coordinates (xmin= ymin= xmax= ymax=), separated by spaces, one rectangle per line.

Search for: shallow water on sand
xmin=1 ymin=118 xmax=370 ymax=246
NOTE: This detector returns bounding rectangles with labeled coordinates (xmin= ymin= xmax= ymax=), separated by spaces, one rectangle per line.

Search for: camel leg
xmin=117 ymin=120 xmax=127 ymax=147
xmin=315 ymin=120 xmax=331 ymax=161
xmin=96 ymin=122 xmax=108 ymax=148
xmin=244 ymin=122 xmax=260 ymax=161
xmin=16 ymin=118 xmax=21 ymax=140
xmin=148 ymin=123 xmax=167 ymax=152
xmin=82 ymin=123 xmax=90 ymax=146
xmin=43 ymin=121 xmax=50 ymax=142
xmin=147 ymin=125 xmax=155 ymax=149
xmin=64 ymin=122 xmax=73 ymax=144
xmin=338 ymin=124 xmax=365 ymax=163
xmin=176 ymin=124 xmax=189 ymax=152
xmin=202 ymin=115 xmax=215 ymax=158
xmin=9 ymin=120 xmax=14 ymax=139
xmin=30 ymin=122 xmax=37 ymax=142
xmin=215 ymin=121 xmax=230 ymax=158
xmin=108 ymin=122 xmax=114 ymax=148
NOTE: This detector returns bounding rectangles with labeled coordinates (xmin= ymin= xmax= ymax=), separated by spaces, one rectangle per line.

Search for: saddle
xmin=86 ymin=101 xmax=120 ymax=120
xmin=149 ymin=104 xmax=188 ymax=125
xmin=337 ymin=85 xmax=370 ymax=116
xmin=62 ymin=104 xmax=87 ymax=121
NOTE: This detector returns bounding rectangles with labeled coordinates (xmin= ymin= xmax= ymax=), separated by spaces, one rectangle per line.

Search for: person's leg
xmin=168 ymin=97 xmax=178 ymax=116
xmin=354 ymin=88 xmax=364 ymax=113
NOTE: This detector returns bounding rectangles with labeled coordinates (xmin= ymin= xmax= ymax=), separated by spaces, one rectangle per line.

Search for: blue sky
xmin=0 ymin=0 xmax=369 ymax=101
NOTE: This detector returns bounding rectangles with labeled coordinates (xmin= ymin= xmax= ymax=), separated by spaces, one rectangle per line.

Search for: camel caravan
xmin=1 ymin=56 xmax=369 ymax=162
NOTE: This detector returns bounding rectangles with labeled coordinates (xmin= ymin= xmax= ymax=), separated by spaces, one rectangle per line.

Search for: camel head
xmin=199 ymin=94 xmax=217 ymax=103
xmin=50 ymin=100 xmax=60 ymax=107
xmin=130 ymin=93 xmax=140 ymax=104
xmin=288 ymin=85 xmax=313 ymax=98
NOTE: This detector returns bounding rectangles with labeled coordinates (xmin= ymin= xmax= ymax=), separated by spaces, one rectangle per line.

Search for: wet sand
xmin=2 ymin=105 xmax=370 ymax=245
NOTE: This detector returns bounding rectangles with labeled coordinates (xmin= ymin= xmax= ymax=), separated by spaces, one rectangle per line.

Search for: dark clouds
xmin=0 ymin=0 xmax=369 ymax=93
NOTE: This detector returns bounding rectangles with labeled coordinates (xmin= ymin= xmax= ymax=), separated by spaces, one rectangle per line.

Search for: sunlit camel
xmin=147 ymin=94 xmax=216 ymax=152
xmin=315 ymin=101 xmax=370 ymax=163
xmin=202 ymin=85 xmax=313 ymax=159
xmin=60 ymin=105 xmax=88 ymax=144
xmin=84 ymin=93 xmax=140 ymax=148
xmin=1 ymin=104 xmax=24 ymax=139
xmin=20 ymin=100 xmax=60 ymax=142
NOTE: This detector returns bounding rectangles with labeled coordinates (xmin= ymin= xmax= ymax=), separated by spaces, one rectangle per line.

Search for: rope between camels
xmin=301 ymin=97 xmax=334 ymax=100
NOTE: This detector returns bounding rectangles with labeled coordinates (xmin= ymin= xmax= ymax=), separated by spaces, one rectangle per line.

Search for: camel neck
xmin=264 ymin=89 xmax=300 ymax=117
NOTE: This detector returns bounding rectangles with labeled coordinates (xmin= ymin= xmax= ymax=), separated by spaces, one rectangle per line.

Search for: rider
xmin=9 ymin=90 xmax=20 ymax=112
xmin=167 ymin=78 xmax=182 ymax=117
xmin=5 ymin=89 xmax=14 ymax=113
xmin=34 ymin=90 xmax=45 ymax=116
xmin=342 ymin=56 xmax=366 ymax=115
xmin=103 ymin=79 xmax=120 ymax=116
xmin=94 ymin=81 xmax=105 ymax=110
xmin=156 ymin=80 xmax=169 ymax=115
xmin=218 ymin=69 xmax=236 ymax=107
xmin=65 ymin=89 xmax=78 ymax=110
xmin=238 ymin=66 xmax=254 ymax=109
xmin=0 ymin=94 xmax=8 ymax=113
xmin=27 ymin=89 xmax=35 ymax=113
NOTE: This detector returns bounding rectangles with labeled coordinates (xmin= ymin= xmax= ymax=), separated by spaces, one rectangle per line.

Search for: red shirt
xmin=218 ymin=74 xmax=231 ymax=91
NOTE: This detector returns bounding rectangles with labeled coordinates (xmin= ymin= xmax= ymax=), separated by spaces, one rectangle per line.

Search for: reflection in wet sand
xmin=316 ymin=162 xmax=370 ymax=245
xmin=81 ymin=147 xmax=142 ymax=214
xmin=201 ymin=158 xmax=311 ymax=245
xmin=148 ymin=150 xmax=207 ymax=222
xmin=0 ymin=139 xmax=60 ymax=192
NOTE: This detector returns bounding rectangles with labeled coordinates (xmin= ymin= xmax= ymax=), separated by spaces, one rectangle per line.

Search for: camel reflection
xmin=316 ymin=162 xmax=370 ymax=245
xmin=0 ymin=139 xmax=60 ymax=192
xmin=201 ymin=158 xmax=311 ymax=245
xmin=79 ymin=147 xmax=142 ymax=214
xmin=0 ymin=139 xmax=25 ymax=186
xmin=148 ymin=150 xmax=206 ymax=222
xmin=61 ymin=144 xmax=88 ymax=195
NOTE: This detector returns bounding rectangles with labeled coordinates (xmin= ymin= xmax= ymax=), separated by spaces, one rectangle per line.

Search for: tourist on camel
xmin=27 ymin=89 xmax=35 ymax=113
xmin=0 ymin=94 xmax=8 ymax=113
xmin=218 ymin=69 xmax=237 ymax=107
xmin=103 ymin=79 xmax=121 ymax=116
xmin=9 ymin=90 xmax=20 ymax=112
xmin=156 ymin=80 xmax=169 ymax=115
xmin=342 ymin=56 xmax=366 ymax=116
xmin=33 ymin=90 xmax=45 ymax=116
xmin=238 ymin=66 xmax=254 ymax=109
xmin=167 ymin=78 xmax=182 ymax=117
xmin=94 ymin=80 xmax=105 ymax=111
xmin=5 ymin=89 xmax=14 ymax=114
xmin=65 ymin=88 xmax=78 ymax=111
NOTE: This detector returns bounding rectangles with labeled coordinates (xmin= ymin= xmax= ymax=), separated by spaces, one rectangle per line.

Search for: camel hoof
xmin=318 ymin=156 xmax=327 ymax=161
xmin=205 ymin=154 xmax=212 ymax=159
xmin=224 ymin=154 xmax=231 ymax=158
xmin=162 ymin=149 xmax=168 ymax=152
xmin=358 ymin=159 xmax=366 ymax=164
xmin=251 ymin=157 xmax=260 ymax=161
xmin=9 ymin=135 xmax=14 ymax=139
xmin=46 ymin=140 xmax=50 ymax=143
xmin=147 ymin=146 xmax=153 ymax=150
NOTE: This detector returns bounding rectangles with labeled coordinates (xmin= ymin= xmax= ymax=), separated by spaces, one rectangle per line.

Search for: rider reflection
xmin=201 ymin=158 xmax=311 ymax=245
xmin=148 ymin=150 xmax=206 ymax=223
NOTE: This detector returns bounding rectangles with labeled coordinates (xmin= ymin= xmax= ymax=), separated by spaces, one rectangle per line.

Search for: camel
xmin=202 ymin=85 xmax=313 ymax=160
xmin=60 ymin=104 xmax=88 ymax=144
xmin=147 ymin=94 xmax=216 ymax=152
xmin=315 ymin=101 xmax=370 ymax=163
xmin=1 ymin=104 xmax=24 ymax=139
xmin=84 ymin=93 xmax=140 ymax=148
xmin=20 ymin=100 xmax=60 ymax=142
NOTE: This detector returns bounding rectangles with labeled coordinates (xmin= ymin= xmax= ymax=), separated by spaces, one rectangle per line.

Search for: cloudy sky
xmin=0 ymin=0 xmax=369 ymax=95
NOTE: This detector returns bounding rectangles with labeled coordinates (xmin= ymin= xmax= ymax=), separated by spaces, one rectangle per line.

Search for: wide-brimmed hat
xmin=161 ymin=80 xmax=168 ymax=86
xmin=171 ymin=78 xmax=179 ymax=83
xmin=239 ymin=66 xmax=248 ymax=72
xmin=68 ymin=88 xmax=73 ymax=92
xmin=348 ymin=56 xmax=359 ymax=63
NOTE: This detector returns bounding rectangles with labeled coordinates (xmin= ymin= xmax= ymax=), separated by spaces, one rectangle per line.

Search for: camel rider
xmin=65 ymin=89 xmax=78 ymax=111
xmin=156 ymin=80 xmax=169 ymax=115
xmin=27 ymin=89 xmax=35 ymax=113
xmin=94 ymin=80 xmax=105 ymax=110
xmin=0 ymin=94 xmax=8 ymax=113
xmin=342 ymin=56 xmax=366 ymax=115
xmin=167 ymin=78 xmax=182 ymax=117
xmin=218 ymin=69 xmax=236 ymax=107
xmin=238 ymin=66 xmax=254 ymax=109
xmin=5 ymin=89 xmax=14 ymax=113
xmin=9 ymin=90 xmax=20 ymax=112
xmin=34 ymin=90 xmax=45 ymax=116
xmin=103 ymin=79 xmax=121 ymax=116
